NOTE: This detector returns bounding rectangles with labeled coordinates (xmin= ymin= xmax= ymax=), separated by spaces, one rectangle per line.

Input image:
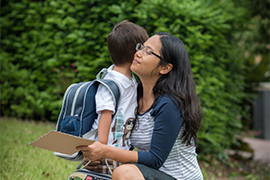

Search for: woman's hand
xmin=77 ymin=141 xmax=107 ymax=162
xmin=78 ymin=141 xmax=138 ymax=165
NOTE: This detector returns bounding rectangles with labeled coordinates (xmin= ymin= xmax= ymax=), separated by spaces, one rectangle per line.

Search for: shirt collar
xmin=107 ymin=65 xmax=137 ymax=89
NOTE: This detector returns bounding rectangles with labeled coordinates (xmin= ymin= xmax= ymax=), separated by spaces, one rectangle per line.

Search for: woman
xmin=77 ymin=32 xmax=203 ymax=180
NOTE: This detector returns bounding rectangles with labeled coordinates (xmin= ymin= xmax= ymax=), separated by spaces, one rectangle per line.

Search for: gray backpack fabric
xmin=54 ymin=68 xmax=121 ymax=162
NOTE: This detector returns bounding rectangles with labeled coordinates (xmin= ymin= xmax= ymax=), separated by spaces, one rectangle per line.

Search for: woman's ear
xmin=160 ymin=63 xmax=173 ymax=75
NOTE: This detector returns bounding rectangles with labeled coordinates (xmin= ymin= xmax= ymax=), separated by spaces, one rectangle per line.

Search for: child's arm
xmin=98 ymin=110 xmax=113 ymax=144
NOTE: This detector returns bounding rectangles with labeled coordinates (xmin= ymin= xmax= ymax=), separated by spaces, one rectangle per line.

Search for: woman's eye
xmin=145 ymin=48 xmax=151 ymax=55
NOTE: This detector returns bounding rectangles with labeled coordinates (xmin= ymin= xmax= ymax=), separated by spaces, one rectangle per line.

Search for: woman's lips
xmin=133 ymin=59 xmax=140 ymax=64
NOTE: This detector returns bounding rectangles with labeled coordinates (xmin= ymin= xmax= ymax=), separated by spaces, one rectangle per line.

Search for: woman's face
xmin=131 ymin=35 xmax=163 ymax=80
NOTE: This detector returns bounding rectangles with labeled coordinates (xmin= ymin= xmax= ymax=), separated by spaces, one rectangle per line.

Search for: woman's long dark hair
xmin=136 ymin=32 xmax=203 ymax=146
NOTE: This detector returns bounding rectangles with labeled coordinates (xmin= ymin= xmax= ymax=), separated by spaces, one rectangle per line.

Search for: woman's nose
xmin=135 ymin=50 xmax=142 ymax=58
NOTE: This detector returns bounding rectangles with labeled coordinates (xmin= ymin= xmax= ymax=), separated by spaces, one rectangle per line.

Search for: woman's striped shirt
xmin=130 ymin=95 xmax=203 ymax=180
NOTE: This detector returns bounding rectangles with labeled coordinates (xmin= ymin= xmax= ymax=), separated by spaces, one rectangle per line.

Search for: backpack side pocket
xmin=60 ymin=115 xmax=80 ymax=136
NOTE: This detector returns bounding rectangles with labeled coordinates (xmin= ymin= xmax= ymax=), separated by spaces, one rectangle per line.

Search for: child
xmin=88 ymin=20 xmax=148 ymax=174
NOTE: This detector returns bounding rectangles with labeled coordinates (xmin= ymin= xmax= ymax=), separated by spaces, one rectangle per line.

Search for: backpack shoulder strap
xmin=94 ymin=78 xmax=121 ymax=114
xmin=82 ymin=79 xmax=121 ymax=140
xmin=96 ymin=68 xmax=108 ymax=79
xmin=95 ymin=67 xmax=121 ymax=114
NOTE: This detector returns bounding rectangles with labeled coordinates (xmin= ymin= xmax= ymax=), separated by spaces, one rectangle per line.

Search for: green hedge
xmin=1 ymin=0 xmax=248 ymax=160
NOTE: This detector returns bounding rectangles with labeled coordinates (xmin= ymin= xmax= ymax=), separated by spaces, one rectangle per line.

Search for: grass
xmin=0 ymin=117 xmax=78 ymax=180
xmin=0 ymin=117 xmax=269 ymax=180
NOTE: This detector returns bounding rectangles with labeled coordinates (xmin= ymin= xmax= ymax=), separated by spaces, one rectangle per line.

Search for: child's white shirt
xmin=90 ymin=65 xmax=137 ymax=150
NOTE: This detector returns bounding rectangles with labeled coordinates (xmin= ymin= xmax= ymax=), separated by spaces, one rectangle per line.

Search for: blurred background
xmin=0 ymin=0 xmax=269 ymax=179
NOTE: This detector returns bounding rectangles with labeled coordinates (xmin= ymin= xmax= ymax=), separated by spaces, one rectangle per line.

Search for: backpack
xmin=54 ymin=68 xmax=121 ymax=162
xmin=68 ymin=169 xmax=111 ymax=180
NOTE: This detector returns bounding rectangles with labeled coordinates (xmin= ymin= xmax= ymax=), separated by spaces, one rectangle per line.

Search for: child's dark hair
xmin=107 ymin=20 xmax=149 ymax=66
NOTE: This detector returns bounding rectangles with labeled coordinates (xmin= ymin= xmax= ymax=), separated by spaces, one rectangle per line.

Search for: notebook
xmin=29 ymin=130 xmax=95 ymax=155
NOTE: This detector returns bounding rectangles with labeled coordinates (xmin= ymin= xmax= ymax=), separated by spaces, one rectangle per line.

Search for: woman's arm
xmin=77 ymin=142 xmax=138 ymax=163
xmin=77 ymin=96 xmax=183 ymax=168
xmin=137 ymin=96 xmax=184 ymax=169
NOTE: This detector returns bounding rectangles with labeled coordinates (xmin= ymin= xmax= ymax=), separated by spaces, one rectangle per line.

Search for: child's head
xmin=107 ymin=20 xmax=149 ymax=66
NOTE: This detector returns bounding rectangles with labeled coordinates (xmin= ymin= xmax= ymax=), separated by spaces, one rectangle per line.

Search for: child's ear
xmin=160 ymin=63 xmax=173 ymax=75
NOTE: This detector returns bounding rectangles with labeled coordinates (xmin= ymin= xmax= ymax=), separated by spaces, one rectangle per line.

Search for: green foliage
xmin=1 ymin=0 xmax=250 ymax=159
xmin=244 ymin=53 xmax=270 ymax=87
xmin=235 ymin=0 xmax=270 ymax=85
xmin=235 ymin=0 xmax=270 ymax=83
xmin=234 ymin=0 xmax=270 ymax=56
xmin=1 ymin=0 xmax=138 ymax=120
xmin=233 ymin=0 xmax=270 ymax=128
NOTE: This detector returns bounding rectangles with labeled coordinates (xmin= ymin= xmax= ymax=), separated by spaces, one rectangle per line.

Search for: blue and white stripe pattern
xmin=130 ymin=111 xmax=204 ymax=180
